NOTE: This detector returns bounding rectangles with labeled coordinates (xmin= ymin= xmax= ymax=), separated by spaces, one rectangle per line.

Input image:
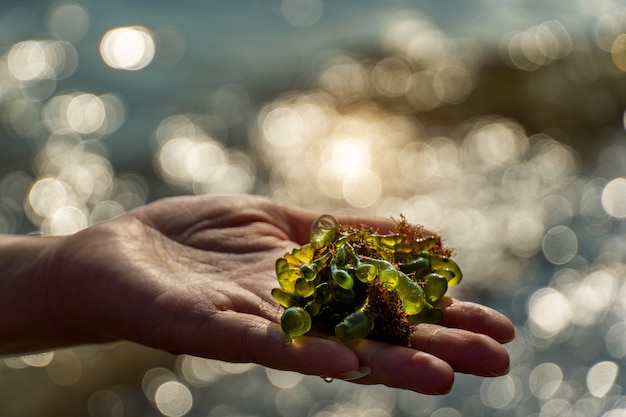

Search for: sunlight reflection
xmin=67 ymin=93 xmax=106 ymax=134
xmin=28 ymin=177 xmax=68 ymax=218
xmin=372 ymin=57 xmax=411 ymax=97
xmin=612 ymin=34 xmax=626 ymax=71
xmin=46 ymin=349 xmax=82 ymax=386
xmin=528 ymin=287 xmax=571 ymax=338
xmin=154 ymin=113 xmax=255 ymax=194
xmin=89 ymin=200 xmax=125 ymax=224
xmin=594 ymin=11 xmax=626 ymax=52
xmin=256 ymin=78 xmax=586 ymax=295
xmin=606 ymin=322 xmax=626 ymax=358
xmin=480 ymin=375 xmax=522 ymax=410
xmin=275 ymin=386 xmax=314 ymax=417
xmin=319 ymin=56 xmax=369 ymax=98
xmin=602 ymin=178 xmax=626 ymax=218
xmin=432 ymin=65 xmax=472 ymax=104
xmin=262 ymin=106 xmax=306 ymax=148
xmin=143 ymin=368 xmax=177 ymax=403
xmin=266 ymin=368 xmax=304 ymax=389
xmin=155 ymin=381 xmax=193 ymax=417
xmin=20 ymin=352 xmax=55 ymax=368
xmin=3 ymin=5 xmax=626 ymax=417
xmin=342 ymin=171 xmax=382 ymax=208
xmin=43 ymin=205 xmax=88 ymax=236
xmin=565 ymin=270 xmax=616 ymax=326
xmin=529 ymin=363 xmax=563 ymax=399
xmin=507 ymin=213 xmax=544 ymax=258
xmin=178 ymin=356 xmax=226 ymax=387
xmin=7 ymin=40 xmax=78 ymax=81
xmin=46 ymin=3 xmax=89 ymax=43
xmin=43 ymin=92 xmax=125 ymax=136
xmin=501 ymin=20 xmax=572 ymax=71
xmin=153 ymin=26 xmax=186 ymax=66
xmin=100 ymin=26 xmax=155 ymax=71
xmin=542 ymin=225 xmax=578 ymax=265
xmin=326 ymin=136 xmax=371 ymax=177
xmin=464 ymin=118 xmax=528 ymax=167
xmin=587 ymin=361 xmax=619 ymax=397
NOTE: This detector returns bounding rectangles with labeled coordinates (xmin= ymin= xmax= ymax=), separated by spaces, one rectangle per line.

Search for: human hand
xmin=41 ymin=194 xmax=513 ymax=394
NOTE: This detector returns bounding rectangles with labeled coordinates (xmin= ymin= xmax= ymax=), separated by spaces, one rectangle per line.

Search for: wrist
xmin=0 ymin=234 xmax=72 ymax=355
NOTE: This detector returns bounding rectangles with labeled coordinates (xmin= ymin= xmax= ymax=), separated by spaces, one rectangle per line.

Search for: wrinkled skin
xmin=41 ymin=194 xmax=514 ymax=394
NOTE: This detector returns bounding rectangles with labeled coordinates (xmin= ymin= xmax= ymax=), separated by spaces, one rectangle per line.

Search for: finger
xmin=342 ymin=339 xmax=455 ymax=394
xmin=410 ymin=324 xmax=510 ymax=377
xmin=173 ymin=311 xmax=362 ymax=379
xmin=438 ymin=298 xmax=516 ymax=343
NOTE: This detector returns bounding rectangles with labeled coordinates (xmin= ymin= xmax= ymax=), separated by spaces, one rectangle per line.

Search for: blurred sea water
xmin=2 ymin=1 xmax=626 ymax=416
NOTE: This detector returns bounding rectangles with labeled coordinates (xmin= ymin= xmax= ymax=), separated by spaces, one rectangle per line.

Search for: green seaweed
xmin=272 ymin=214 xmax=462 ymax=346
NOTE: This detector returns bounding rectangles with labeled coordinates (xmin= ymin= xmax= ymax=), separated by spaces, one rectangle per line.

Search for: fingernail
xmin=340 ymin=366 xmax=371 ymax=381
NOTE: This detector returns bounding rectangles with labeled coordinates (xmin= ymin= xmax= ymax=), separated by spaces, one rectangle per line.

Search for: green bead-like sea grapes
xmin=314 ymin=282 xmax=332 ymax=304
xmin=272 ymin=213 xmax=463 ymax=345
xmin=379 ymin=265 xmax=400 ymax=289
xmin=300 ymin=263 xmax=317 ymax=281
xmin=398 ymin=256 xmax=430 ymax=277
xmin=356 ymin=263 xmax=377 ymax=283
xmin=271 ymin=288 xmax=300 ymax=308
xmin=429 ymin=254 xmax=463 ymax=286
xmin=310 ymin=214 xmax=339 ymax=249
xmin=396 ymin=274 xmax=426 ymax=315
xmin=422 ymin=273 xmax=448 ymax=305
xmin=330 ymin=262 xmax=354 ymax=290
xmin=335 ymin=310 xmax=375 ymax=342
xmin=281 ymin=307 xmax=312 ymax=337
xmin=295 ymin=277 xmax=315 ymax=298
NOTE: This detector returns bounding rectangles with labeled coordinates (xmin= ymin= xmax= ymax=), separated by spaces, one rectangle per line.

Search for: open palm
xmin=44 ymin=194 xmax=514 ymax=394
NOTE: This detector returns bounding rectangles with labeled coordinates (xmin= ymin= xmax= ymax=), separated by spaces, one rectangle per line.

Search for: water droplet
xmin=322 ymin=376 xmax=334 ymax=383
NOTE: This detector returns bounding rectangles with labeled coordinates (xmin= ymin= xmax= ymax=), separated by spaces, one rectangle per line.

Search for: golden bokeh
xmin=1 ymin=2 xmax=626 ymax=417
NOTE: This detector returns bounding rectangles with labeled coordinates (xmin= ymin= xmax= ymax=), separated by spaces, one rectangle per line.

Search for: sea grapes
xmin=272 ymin=214 xmax=463 ymax=346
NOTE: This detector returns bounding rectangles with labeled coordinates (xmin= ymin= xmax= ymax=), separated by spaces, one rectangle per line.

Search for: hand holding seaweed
xmin=273 ymin=214 xmax=463 ymax=346
xmin=2 ymin=194 xmax=513 ymax=394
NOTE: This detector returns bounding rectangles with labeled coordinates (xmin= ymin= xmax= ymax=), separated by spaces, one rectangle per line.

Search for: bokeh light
xmin=602 ymin=178 xmax=626 ymax=218
xmin=265 ymin=368 xmax=304 ymax=389
xmin=66 ymin=93 xmax=106 ymax=134
xmin=529 ymin=363 xmax=563 ymax=399
xmin=612 ymin=34 xmax=626 ymax=71
xmin=528 ymin=287 xmax=571 ymax=338
xmin=542 ymin=226 xmax=578 ymax=265
xmin=152 ymin=26 xmax=186 ymax=66
xmin=154 ymin=381 xmax=193 ymax=417
xmin=7 ymin=39 xmax=78 ymax=81
xmin=154 ymin=115 xmax=256 ymax=194
xmin=20 ymin=352 xmax=55 ymax=368
xmin=594 ymin=12 xmax=626 ymax=52
xmin=100 ymin=26 xmax=156 ymax=71
xmin=480 ymin=375 xmax=522 ymax=410
xmin=178 ymin=356 xmax=226 ymax=387
xmin=3 ymin=2 xmax=626 ymax=416
xmin=46 ymin=3 xmax=90 ymax=43
xmin=500 ymin=20 xmax=572 ymax=71
xmin=587 ymin=362 xmax=619 ymax=398
xmin=46 ymin=349 xmax=83 ymax=386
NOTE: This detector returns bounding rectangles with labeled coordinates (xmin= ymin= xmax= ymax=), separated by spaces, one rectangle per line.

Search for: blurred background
xmin=2 ymin=0 xmax=626 ymax=416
